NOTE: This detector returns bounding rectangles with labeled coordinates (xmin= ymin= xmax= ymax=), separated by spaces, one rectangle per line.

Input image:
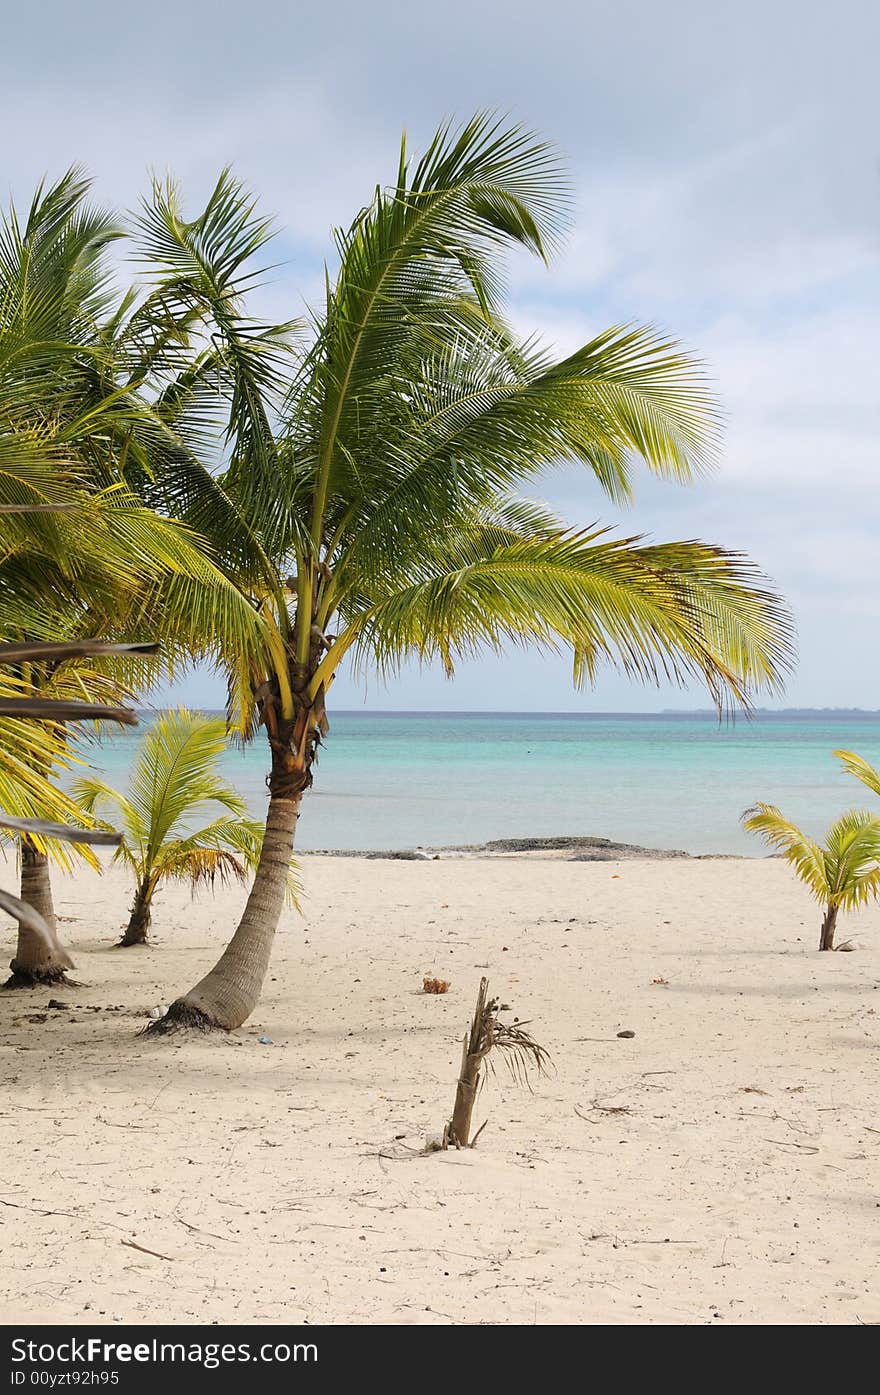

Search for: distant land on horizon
xmin=135 ymin=705 xmax=880 ymax=719
xmin=663 ymin=707 xmax=880 ymax=717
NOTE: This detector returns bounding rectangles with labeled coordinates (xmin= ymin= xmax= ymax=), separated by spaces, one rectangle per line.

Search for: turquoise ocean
xmin=72 ymin=711 xmax=880 ymax=857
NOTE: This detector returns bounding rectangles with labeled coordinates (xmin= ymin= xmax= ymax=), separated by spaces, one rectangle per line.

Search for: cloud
xmin=4 ymin=0 xmax=879 ymax=710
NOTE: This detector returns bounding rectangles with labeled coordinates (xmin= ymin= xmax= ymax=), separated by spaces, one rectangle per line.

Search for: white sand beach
xmin=1 ymin=853 xmax=879 ymax=1326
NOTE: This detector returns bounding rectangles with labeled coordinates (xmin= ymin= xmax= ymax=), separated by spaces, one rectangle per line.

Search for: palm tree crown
xmin=132 ymin=116 xmax=793 ymax=751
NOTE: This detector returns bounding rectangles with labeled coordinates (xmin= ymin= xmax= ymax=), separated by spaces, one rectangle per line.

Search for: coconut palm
xmin=0 ymin=170 xmax=267 ymax=980
xmin=73 ymin=710 xmax=282 ymax=946
xmin=742 ymin=803 xmax=880 ymax=950
xmin=127 ymin=115 xmax=793 ymax=1032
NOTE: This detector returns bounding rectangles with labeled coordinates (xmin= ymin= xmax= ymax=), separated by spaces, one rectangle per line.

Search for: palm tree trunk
xmin=119 ymin=880 xmax=152 ymax=947
xmin=819 ymin=904 xmax=838 ymax=951
xmin=154 ymin=787 xmax=301 ymax=1030
xmin=6 ymin=838 xmax=75 ymax=987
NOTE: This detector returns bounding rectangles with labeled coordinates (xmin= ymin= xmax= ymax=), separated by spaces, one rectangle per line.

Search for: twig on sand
xmin=0 ymin=1198 xmax=129 ymax=1230
xmin=626 ymin=1237 xmax=700 ymax=1245
xmin=369 ymin=1144 xmax=431 ymax=1163
xmin=737 ymin=1110 xmax=810 ymax=1134
xmin=97 ymin=1116 xmax=154 ymax=1131
xmin=575 ymin=1098 xmax=632 ymax=1120
xmin=121 ymin=1238 xmax=176 ymax=1262
xmin=761 ymin=1138 xmax=820 ymax=1153
xmin=0 ymin=1198 xmax=69 ymax=1216
xmin=174 ymin=1217 xmax=237 ymax=1243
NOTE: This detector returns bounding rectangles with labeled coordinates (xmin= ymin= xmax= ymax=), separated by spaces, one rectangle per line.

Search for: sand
xmin=1 ymin=852 xmax=879 ymax=1326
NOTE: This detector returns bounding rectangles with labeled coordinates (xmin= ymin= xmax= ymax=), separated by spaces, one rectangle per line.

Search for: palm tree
xmin=0 ymin=170 xmax=266 ymax=981
xmin=742 ymin=803 xmax=880 ymax=949
xmin=128 ymin=115 xmax=793 ymax=1032
xmin=74 ymin=709 xmax=281 ymax=946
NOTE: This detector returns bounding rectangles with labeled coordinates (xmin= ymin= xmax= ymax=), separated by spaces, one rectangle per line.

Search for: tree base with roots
xmin=116 ymin=931 xmax=150 ymax=949
xmin=144 ymin=1000 xmax=216 ymax=1035
xmin=9 ymin=842 xmax=77 ymax=988
xmin=3 ymin=960 xmax=74 ymax=990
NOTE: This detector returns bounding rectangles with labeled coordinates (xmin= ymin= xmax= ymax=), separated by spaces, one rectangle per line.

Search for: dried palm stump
xmin=441 ymin=976 xmax=549 ymax=1149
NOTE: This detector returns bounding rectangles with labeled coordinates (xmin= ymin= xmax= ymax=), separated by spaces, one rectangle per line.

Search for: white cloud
xmin=4 ymin=0 xmax=879 ymax=710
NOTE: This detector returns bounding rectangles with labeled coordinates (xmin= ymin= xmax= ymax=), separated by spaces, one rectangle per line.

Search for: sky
xmin=4 ymin=1 xmax=878 ymax=711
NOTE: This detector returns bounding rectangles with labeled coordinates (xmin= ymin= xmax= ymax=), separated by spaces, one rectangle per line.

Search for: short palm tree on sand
xmin=74 ymin=710 xmax=274 ymax=947
xmin=742 ymin=803 xmax=880 ymax=950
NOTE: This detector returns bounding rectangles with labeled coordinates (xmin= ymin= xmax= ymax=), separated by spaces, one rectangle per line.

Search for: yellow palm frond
xmin=743 ymin=802 xmax=880 ymax=911
xmin=834 ymin=749 xmax=880 ymax=799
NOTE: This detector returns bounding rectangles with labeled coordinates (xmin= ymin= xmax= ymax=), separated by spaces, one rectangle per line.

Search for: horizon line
xmin=137 ymin=705 xmax=880 ymax=718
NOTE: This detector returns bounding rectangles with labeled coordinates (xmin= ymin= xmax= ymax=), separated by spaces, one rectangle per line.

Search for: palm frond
xmin=73 ymin=710 xmax=299 ymax=912
xmin=743 ymin=802 xmax=880 ymax=911
xmin=834 ymin=749 xmax=880 ymax=799
xmin=741 ymin=803 xmax=829 ymax=900
xmin=342 ymin=525 xmax=792 ymax=713
xmin=132 ymin=171 xmax=302 ymax=555
xmin=823 ymin=808 xmax=880 ymax=910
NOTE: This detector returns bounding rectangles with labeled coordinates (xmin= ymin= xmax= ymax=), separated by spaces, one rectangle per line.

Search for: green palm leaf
xmin=338 ymin=523 xmax=792 ymax=712
xmin=834 ymin=749 xmax=880 ymax=799
xmin=743 ymin=803 xmax=880 ymax=917
xmin=73 ymin=710 xmax=297 ymax=940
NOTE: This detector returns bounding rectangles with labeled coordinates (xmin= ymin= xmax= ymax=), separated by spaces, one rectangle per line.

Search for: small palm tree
xmin=74 ymin=710 xmax=275 ymax=947
xmin=742 ymin=803 xmax=880 ymax=950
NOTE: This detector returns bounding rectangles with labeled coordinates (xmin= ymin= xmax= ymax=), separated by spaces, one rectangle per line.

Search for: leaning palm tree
xmin=742 ymin=803 xmax=880 ymax=950
xmin=130 ymin=115 xmax=793 ymax=1032
xmin=74 ymin=710 xmax=276 ymax=946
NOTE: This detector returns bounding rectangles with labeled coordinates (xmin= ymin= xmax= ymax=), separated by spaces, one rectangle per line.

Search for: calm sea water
xmin=69 ymin=711 xmax=880 ymax=856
